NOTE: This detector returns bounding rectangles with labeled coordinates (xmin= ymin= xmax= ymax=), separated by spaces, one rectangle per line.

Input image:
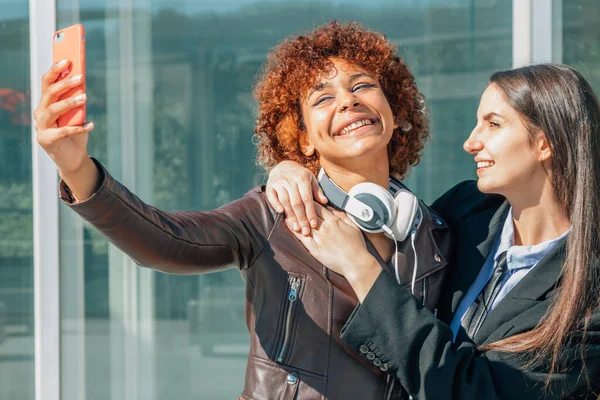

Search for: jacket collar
xmin=463 ymin=200 xmax=567 ymax=344
xmin=446 ymin=200 xmax=509 ymax=317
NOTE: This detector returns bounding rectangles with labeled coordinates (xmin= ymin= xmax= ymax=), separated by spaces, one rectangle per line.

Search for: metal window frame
xmin=513 ymin=0 xmax=562 ymax=67
xmin=29 ymin=0 xmax=59 ymax=399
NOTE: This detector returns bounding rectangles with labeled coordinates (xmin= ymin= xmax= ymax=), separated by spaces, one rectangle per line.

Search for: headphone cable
xmin=380 ymin=224 xmax=418 ymax=295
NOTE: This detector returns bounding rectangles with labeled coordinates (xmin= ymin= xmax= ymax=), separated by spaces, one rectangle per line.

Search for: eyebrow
xmin=308 ymin=82 xmax=330 ymax=99
xmin=482 ymin=112 xmax=505 ymax=121
xmin=307 ymin=72 xmax=376 ymax=99
xmin=349 ymin=72 xmax=373 ymax=81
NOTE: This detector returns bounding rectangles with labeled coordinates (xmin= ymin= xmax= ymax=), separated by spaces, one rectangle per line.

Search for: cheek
xmin=305 ymin=108 xmax=334 ymax=133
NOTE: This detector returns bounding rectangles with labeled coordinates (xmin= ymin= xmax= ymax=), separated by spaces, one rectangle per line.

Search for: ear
xmin=298 ymin=131 xmax=315 ymax=157
xmin=536 ymin=131 xmax=552 ymax=162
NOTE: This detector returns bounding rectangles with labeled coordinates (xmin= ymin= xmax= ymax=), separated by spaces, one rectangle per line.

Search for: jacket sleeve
xmin=340 ymin=271 xmax=600 ymax=399
xmin=59 ymin=158 xmax=276 ymax=274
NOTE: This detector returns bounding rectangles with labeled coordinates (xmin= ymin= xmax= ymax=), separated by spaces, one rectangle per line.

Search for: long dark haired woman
xmin=266 ymin=64 xmax=600 ymax=399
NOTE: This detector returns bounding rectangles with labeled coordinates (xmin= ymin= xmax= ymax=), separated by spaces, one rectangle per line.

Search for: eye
xmin=352 ymin=83 xmax=376 ymax=92
xmin=312 ymin=95 xmax=333 ymax=107
xmin=489 ymin=121 xmax=501 ymax=128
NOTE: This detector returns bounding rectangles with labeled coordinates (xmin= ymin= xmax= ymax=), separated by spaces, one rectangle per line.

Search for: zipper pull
xmin=288 ymin=277 xmax=300 ymax=301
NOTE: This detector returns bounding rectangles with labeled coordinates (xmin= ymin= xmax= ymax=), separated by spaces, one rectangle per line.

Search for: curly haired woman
xmin=33 ymin=22 xmax=450 ymax=399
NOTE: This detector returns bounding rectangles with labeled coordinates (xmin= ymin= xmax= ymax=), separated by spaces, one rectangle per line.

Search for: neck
xmin=320 ymin=154 xmax=393 ymax=253
xmin=506 ymin=179 xmax=570 ymax=246
xmin=319 ymin=154 xmax=390 ymax=192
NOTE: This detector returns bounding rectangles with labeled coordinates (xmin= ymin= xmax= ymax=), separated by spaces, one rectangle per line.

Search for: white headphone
xmin=317 ymin=168 xmax=422 ymax=292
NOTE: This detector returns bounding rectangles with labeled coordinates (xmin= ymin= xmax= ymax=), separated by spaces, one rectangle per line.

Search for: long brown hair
xmin=480 ymin=64 xmax=600 ymax=394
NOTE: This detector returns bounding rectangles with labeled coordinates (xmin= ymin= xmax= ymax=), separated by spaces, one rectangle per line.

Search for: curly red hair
xmin=254 ymin=21 xmax=429 ymax=179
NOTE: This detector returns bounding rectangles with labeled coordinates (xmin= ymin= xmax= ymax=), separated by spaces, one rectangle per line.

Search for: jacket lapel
xmin=475 ymin=234 xmax=566 ymax=344
xmin=446 ymin=201 xmax=510 ymax=317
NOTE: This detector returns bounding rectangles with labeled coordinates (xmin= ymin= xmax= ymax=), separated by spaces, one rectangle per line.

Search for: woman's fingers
xmin=273 ymin=185 xmax=300 ymax=231
xmin=41 ymin=59 xmax=70 ymax=91
xmin=265 ymin=186 xmax=285 ymax=214
xmin=311 ymin=177 xmax=328 ymax=204
xmin=38 ymin=72 xmax=84 ymax=114
xmin=36 ymin=123 xmax=94 ymax=148
xmin=328 ymin=206 xmax=356 ymax=227
xmin=297 ymin=182 xmax=319 ymax=230
xmin=36 ymin=93 xmax=87 ymax=131
xmin=287 ymin=184 xmax=312 ymax=235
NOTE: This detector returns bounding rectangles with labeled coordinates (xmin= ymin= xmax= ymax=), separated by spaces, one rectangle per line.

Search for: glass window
xmin=57 ymin=1 xmax=511 ymax=399
xmin=0 ymin=2 xmax=34 ymax=399
xmin=562 ymin=0 xmax=600 ymax=94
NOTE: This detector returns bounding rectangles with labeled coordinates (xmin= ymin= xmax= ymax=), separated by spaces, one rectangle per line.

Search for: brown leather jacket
xmin=59 ymin=159 xmax=451 ymax=400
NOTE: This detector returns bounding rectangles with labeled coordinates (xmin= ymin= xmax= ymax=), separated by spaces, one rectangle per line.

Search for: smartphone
xmin=53 ymin=24 xmax=86 ymax=127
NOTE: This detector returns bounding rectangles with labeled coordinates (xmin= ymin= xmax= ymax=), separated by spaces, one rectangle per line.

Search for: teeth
xmin=340 ymin=119 xmax=373 ymax=135
xmin=477 ymin=161 xmax=495 ymax=168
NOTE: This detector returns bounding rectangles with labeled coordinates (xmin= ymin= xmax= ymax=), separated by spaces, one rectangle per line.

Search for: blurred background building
xmin=0 ymin=0 xmax=598 ymax=399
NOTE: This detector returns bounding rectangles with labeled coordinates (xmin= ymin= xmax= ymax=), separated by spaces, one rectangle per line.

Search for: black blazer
xmin=340 ymin=181 xmax=600 ymax=399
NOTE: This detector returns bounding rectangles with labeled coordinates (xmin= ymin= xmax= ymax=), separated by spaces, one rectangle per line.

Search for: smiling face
xmin=299 ymin=58 xmax=398 ymax=169
xmin=464 ymin=83 xmax=552 ymax=197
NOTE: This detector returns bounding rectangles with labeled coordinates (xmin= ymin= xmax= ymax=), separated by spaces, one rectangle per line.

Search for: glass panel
xmin=57 ymin=1 xmax=511 ymax=399
xmin=0 ymin=1 xmax=34 ymax=399
xmin=562 ymin=0 xmax=600 ymax=94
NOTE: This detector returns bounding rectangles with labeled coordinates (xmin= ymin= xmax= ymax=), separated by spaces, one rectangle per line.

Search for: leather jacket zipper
xmin=277 ymin=276 xmax=301 ymax=363
xmin=385 ymin=375 xmax=395 ymax=400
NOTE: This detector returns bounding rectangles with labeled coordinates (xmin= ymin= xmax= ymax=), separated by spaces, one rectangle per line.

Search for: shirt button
xmin=380 ymin=363 xmax=389 ymax=372
xmin=367 ymin=352 xmax=376 ymax=360
xmin=373 ymin=358 xmax=382 ymax=367
xmin=434 ymin=254 xmax=441 ymax=262
xmin=359 ymin=345 xmax=369 ymax=354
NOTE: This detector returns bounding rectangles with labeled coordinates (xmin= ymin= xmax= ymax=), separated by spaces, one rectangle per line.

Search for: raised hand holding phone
xmin=33 ymin=23 xmax=99 ymax=202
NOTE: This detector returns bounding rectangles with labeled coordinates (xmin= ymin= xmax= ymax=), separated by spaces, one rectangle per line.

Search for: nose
xmin=338 ymin=93 xmax=360 ymax=112
xmin=463 ymin=127 xmax=483 ymax=154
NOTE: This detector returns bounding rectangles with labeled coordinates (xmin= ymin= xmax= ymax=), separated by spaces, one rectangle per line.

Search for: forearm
xmin=60 ymin=159 xmax=268 ymax=274
xmin=59 ymin=156 xmax=101 ymax=202
xmin=339 ymin=272 xmax=585 ymax=400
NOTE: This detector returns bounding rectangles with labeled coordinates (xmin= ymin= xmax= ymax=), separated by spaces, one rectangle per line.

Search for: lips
xmin=334 ymin=118 xmax=376 ymax=137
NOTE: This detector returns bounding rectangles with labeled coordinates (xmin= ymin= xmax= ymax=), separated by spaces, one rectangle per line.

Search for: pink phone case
xmin=53 ymin=24 xmax=86 ymax=127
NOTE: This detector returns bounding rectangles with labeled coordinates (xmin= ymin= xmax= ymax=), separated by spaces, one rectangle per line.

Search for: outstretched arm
xmin=35 ymin=61 xmax=271 ymax=274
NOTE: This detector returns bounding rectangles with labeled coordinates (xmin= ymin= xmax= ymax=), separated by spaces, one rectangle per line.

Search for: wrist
xmin=58 ymin=155 xmax=92 ymax=180
xmin=345 ymin=256 xmax=382 ymax=302
xmin=58 ymin=157 xmax=100 ymax=202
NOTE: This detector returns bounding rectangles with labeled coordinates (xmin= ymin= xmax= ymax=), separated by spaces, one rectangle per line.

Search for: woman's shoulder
xmin=217 ymin=184 xmax=281 ymax=230
xmin=431 ymin=180 xmax=504 ymax=221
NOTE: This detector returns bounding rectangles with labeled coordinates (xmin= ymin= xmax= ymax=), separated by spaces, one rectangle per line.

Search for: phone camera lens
xmin=55 ymin=32 xmax=64 ymax=44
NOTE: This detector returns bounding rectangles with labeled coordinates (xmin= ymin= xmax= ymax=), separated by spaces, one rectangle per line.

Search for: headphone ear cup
xmin=388 ymin=189 xmax=419 ymax=241
xmin=347 ymin=182 xmax=397 ymax=233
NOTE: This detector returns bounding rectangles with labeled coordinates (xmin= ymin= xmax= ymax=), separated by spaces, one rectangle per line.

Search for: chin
xmin=476 ymin=179 xmax=504 ymax=196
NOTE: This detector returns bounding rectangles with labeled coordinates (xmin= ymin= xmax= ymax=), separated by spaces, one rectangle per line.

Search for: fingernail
xmin=302 ymin=226 xmax=310 ymax=235
xmin=293 ymin=222 xmax=299 ymax=231
xmin=73 ymin=93 xmax=86 ymax=103
xmin=276 ymin=206 xmax=283 ymax=213
xmin=71 ymin=74 xmax=82 ymax=82
xmin=56 ymin=59 xmax=68 ymax=66
xmin=310 ymin=219 xmax=317 ymax=228
xmin=83 ymin=122 xmax=93 ymax=129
